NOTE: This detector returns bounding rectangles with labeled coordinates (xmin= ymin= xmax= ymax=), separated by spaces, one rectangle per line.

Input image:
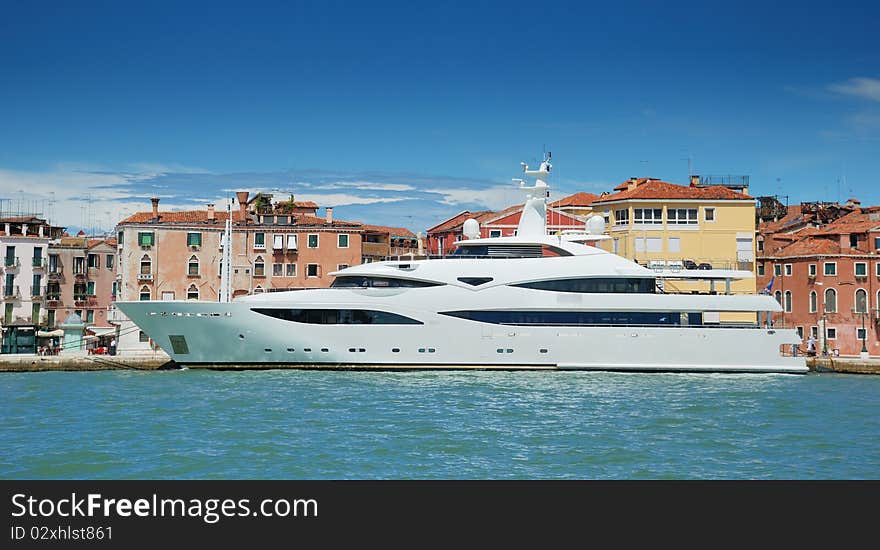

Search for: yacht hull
xmin=117 ymin=300 xmax=808 ymax=374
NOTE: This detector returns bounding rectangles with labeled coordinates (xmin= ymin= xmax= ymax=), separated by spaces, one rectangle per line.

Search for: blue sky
xmin=1 ymin=0 xmax=878 ymax=233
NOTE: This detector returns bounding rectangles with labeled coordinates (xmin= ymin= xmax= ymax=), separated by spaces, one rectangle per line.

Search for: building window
xmin=254 ymin=256 xmax=265 ymax=277
xmin=855 ymin=262 xmax=867 ymax=277
xmin=138 ymin=331 xmax=149 ymax=343
xmin=139 ymin=286 xmax=151 ymax=301
xmin=809 ymin=291 xmax=817 ymax=313
xmin=633 ymin=208 xmax=662 ymax=224
xmin=286 ymin=263 xmax=297 ymax=277
xmin=489 ymin=230 xmax=502 ymax=238
xmin=877 ymin=263 xmax=880 ymax=277
xmin=824 ymin=262 xmax=837 ymax=276
xmin=810 ymin=326 xmax=818 ymax=339
xmin=757 ymin=263 xmax=765 ymax=276
xmin=273 ymin=234 xmax=284 ymax=250
xmin=784 ymin=290 xmax=792 ymax=312
xmin=273 ymin=263 xmax=283 ymax=276
xmin=850 ymin=234 xmax=858 ymax=248
xmin=826 ymin=327 xmax=837 ymax=340
xmin=667 ymin=237 xmax=680 ymax=253
xmin=338 ymin=234 xmax=349 ymax=248
xmin=308 ymin=234 xmax=319 ymax=248
xmin=287 ymin=234 xmax=298 ymax=250
xmin=809 ymin=264 xmax=817 ymax=277
xmin=254 ymin=233 xmax=265 ymax=248
xmin=106 ymin=254 xmax=114 ymax=269
xmin=824 ymin=288 xmax=837 ymax=313
xmin=88 ymin=254 xmax=99 ymax=268
xmin=277 ymin=215 xmax=289 ymax=224
xmin=187 ymin=255 xmax=200 ymax=276
xmin=784 ymin=264 xmax=792 ymax=276
xmin=667 ymin=208 xmax=698 ymax=225
xmin=87 ymin=281 xmax=95 ymax=295
xmin=118 ymin=231 xmax=124 ymax=245
xmin=613 ymin=209 xmax=629 ymax=226
xmin=796 ymin=326 xmax=804 ymax=339
xmin=857 ymin=327 xmax=867 ymax=341
xmin=704 ymin=207 xmax=715 ymax=222
xmin=137 ymin=232 xmax=154 ymax=247
xmin=85 ymin=310 xmax=94 ymax=323
xmin=187 ymin=284 xmax=199 ymax=300
xmin=774 ymin=291 xmax=782 ymax=305
xmin=187 ymin=232 xmax=202 ymax=247
xmin=337 ymin=264 xmax=349 ymax=271
xmin=307 ymin=264 xmax=319 ymax=277
xmin=875 ymin=236 xmax=880 ymax=250
xmin=140 ymin=254 xmax=151 ymax=275
xmin=757 ymin=239 xmax=764 ymax=252
xmin=855 ymin=288 xmax=868 ymax=313
xmin=603 ymin=211 xmax=610 ymax=225
xmin=774 ymin=264 xmax=782 ymax=276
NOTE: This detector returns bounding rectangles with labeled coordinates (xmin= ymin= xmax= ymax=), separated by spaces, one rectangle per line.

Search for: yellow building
xmin=591 ymin=177 xmax=757 ymax=296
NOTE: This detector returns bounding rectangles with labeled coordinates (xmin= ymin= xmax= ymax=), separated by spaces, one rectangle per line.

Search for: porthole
xmin=287 ymin=348 xmax=295 ymax=352
xmin=539 ymin=348 xmax=548 ymax=353
xmin=349 ymin=348 xmax=356 ymax=352
xmin=505 ymin=349 xmax=513 ymax=353
xmin=264 ymin=348 xmax=272 ymax=353
xmin=238 ymin=334 xmax=245 ymax=340
xmin=428 ymin=348 xmax=436 ymax=353
xmin=321 ymin=348 xmax=329 ymax=352
xmin=418 ymin=348 xmax=425 ymax=353
xmin=304 ymin=348 xmax=312 ymax=352
xmin=358 ymin=348 xmax=366 ymax=353
xmin=392 ymin=348 xmax=400 ymax=353
xmin=496 ymin=348 xmax=504 ymax=353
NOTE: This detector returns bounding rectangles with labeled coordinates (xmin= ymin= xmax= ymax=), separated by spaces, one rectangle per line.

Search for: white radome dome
xmin=462 ymin=218 xmax=480 ymax=239
xmin=587 ymin=214 xmax=605 ymax=235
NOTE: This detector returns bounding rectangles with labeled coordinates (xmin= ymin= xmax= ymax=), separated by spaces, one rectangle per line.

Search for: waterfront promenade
xmin=1 ymin=352 xmax=879 ymax=373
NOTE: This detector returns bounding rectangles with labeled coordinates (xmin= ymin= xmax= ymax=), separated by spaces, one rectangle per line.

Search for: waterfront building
xmin=46 ymin=235 xmax=117 ymax=334
xmin=361 ymin=225 xmax=420 ymax=263
xmin=112 ymin=193 xmax=363 ymax=352
xmin=548 ymin=191 xmax=600 ymax=218
xmin=590 ymin=176 xmax=757 ymax=295
xmin=757 ymin=200 xmax=880 ymax=357
xmin=1 ymin=215 xmax=65 ymax=353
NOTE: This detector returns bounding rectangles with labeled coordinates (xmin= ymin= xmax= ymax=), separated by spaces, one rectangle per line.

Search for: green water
xmin=1 ymin=369 xmax=878 ymax=479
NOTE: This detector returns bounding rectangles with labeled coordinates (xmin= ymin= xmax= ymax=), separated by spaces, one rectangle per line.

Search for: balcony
xmin=48 ymin=266 xmax=64 ymax=281
xmin=47 ymin=298 xmax=61 ymax=308
xmin=4 ymin=256 xmax=19 ymax=269
xmin=31 ymin=257 xmax=47 ymax=269
xmin=73 ymin=294 xmax=87 ymax=307
xmin=3 ymin=285 xmax=20 ymax=299
xmin=30 ymin=285 xmax=47 ymax=298
xmin=138 ymin=273 xmax=154 ymax=281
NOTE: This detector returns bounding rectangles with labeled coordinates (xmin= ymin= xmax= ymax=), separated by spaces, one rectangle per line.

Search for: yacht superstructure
xmin=118 ymin=157 xmax=807 ymax=373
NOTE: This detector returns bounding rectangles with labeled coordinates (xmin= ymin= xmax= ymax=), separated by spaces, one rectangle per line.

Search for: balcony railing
xmin=3 ymin=285 xmax=19 ymax=298
xmin=4 ymin=256 xmax=19 ymax=268
xmin=30 ymin=285 xmax=46 ymax=298
xmin=138 ymin=272 xmax=154 ymax=281
xmin=32 ymin=257 xmax=47 ymax=268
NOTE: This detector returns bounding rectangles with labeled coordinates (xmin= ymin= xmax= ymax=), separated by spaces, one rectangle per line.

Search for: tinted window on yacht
xmin=513 ymin=278 xmax=655 ymax=293
xmin=439 ymin=310 xmax=679 ymax=326
xmin=330 ymin=276 xmax=443 ymax=288
xmin=457 ymin=277 xmax=494 ymax=286
xmin=451 ymin=245 xmax=572 ymax=258
xmin=252 ymin=308 xmax=423 ymax=325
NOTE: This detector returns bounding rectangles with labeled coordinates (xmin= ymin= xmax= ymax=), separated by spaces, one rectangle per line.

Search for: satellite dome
xmin=462 ymin=218 xmax=480 ymax=240
xmin=586 ymin=214 xmax=605 ymax=235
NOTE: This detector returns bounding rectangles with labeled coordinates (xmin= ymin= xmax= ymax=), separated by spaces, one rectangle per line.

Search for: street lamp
xmin=852 ymin=306 xmax=869 ymax=360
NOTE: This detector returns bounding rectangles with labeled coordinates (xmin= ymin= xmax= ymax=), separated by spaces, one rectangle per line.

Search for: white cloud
xmin=310 ymin=181 xmax=416 ymax=192
xmin=290 ymin=193 xmax=407 ymax=207
xmin=828 ymin=77 xmax=880 ymax=102
xmin=425 ymin=186 xmax=522 ymax=210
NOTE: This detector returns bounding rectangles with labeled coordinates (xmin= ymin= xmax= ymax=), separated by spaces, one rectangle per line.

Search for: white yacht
xmin=117 ymin=158 xmax=807 ymax=373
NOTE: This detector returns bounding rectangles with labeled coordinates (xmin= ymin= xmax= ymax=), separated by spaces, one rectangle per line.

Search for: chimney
xmin=236 ymin=191 xmax=249 ymax=223
xmin=628 ymin=178 xmax=639 ymax=191
xmin=325 ymin=207 xmax=333 ymax=223
xmin=690 ymin=175 xmax=700 ymax=187
xmin=207 ymin=203 xmax=215 ymax=222
xmin=151 ymin=197 xmax=160 ymax=221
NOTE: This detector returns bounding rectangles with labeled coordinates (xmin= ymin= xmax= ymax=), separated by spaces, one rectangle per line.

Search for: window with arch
xmin=784 ymin=290 xmax=792 ymax=312
xmin=824 ymin=288 xmax=837 ymax=313
xmin=855 ymin=288 xmax=868 ymax=313
xmin=774 ymin=291 xmax=782 ymax=305
xmin=254 ymin=256 xmax=265 ymax=277
xmin=809 ymin=290 xmax=817 ymax=313
xmin=139 ymin=286 xmax=151 ymax=301
xmin=139 ymin=254 xmax=151 ymax=275
xmin=186 ymin=284 xmax=199 ymax=300
xmin=187 ymin=255 xmax=199 ymax=276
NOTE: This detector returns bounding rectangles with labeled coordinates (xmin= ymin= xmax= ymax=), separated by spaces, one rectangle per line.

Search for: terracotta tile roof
xmin=362 ymin=225 xmax=417 ymax=238
xmin=772 ymin=236 xmax=841 ymax=257
xmin=813 ymin=210 xmax=880 ymax=235
xmin=87 ymin=238 xmax=117 ymax=249
xmin=550 ymin=192 xmax=600 ymax=208
xmin=427 ymin=210 xmax=492 ymax=234
xmin=592 ymin=179 xmax=751 ymax=204
xmin=118 ymin=209 xmax=361 ymax=228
